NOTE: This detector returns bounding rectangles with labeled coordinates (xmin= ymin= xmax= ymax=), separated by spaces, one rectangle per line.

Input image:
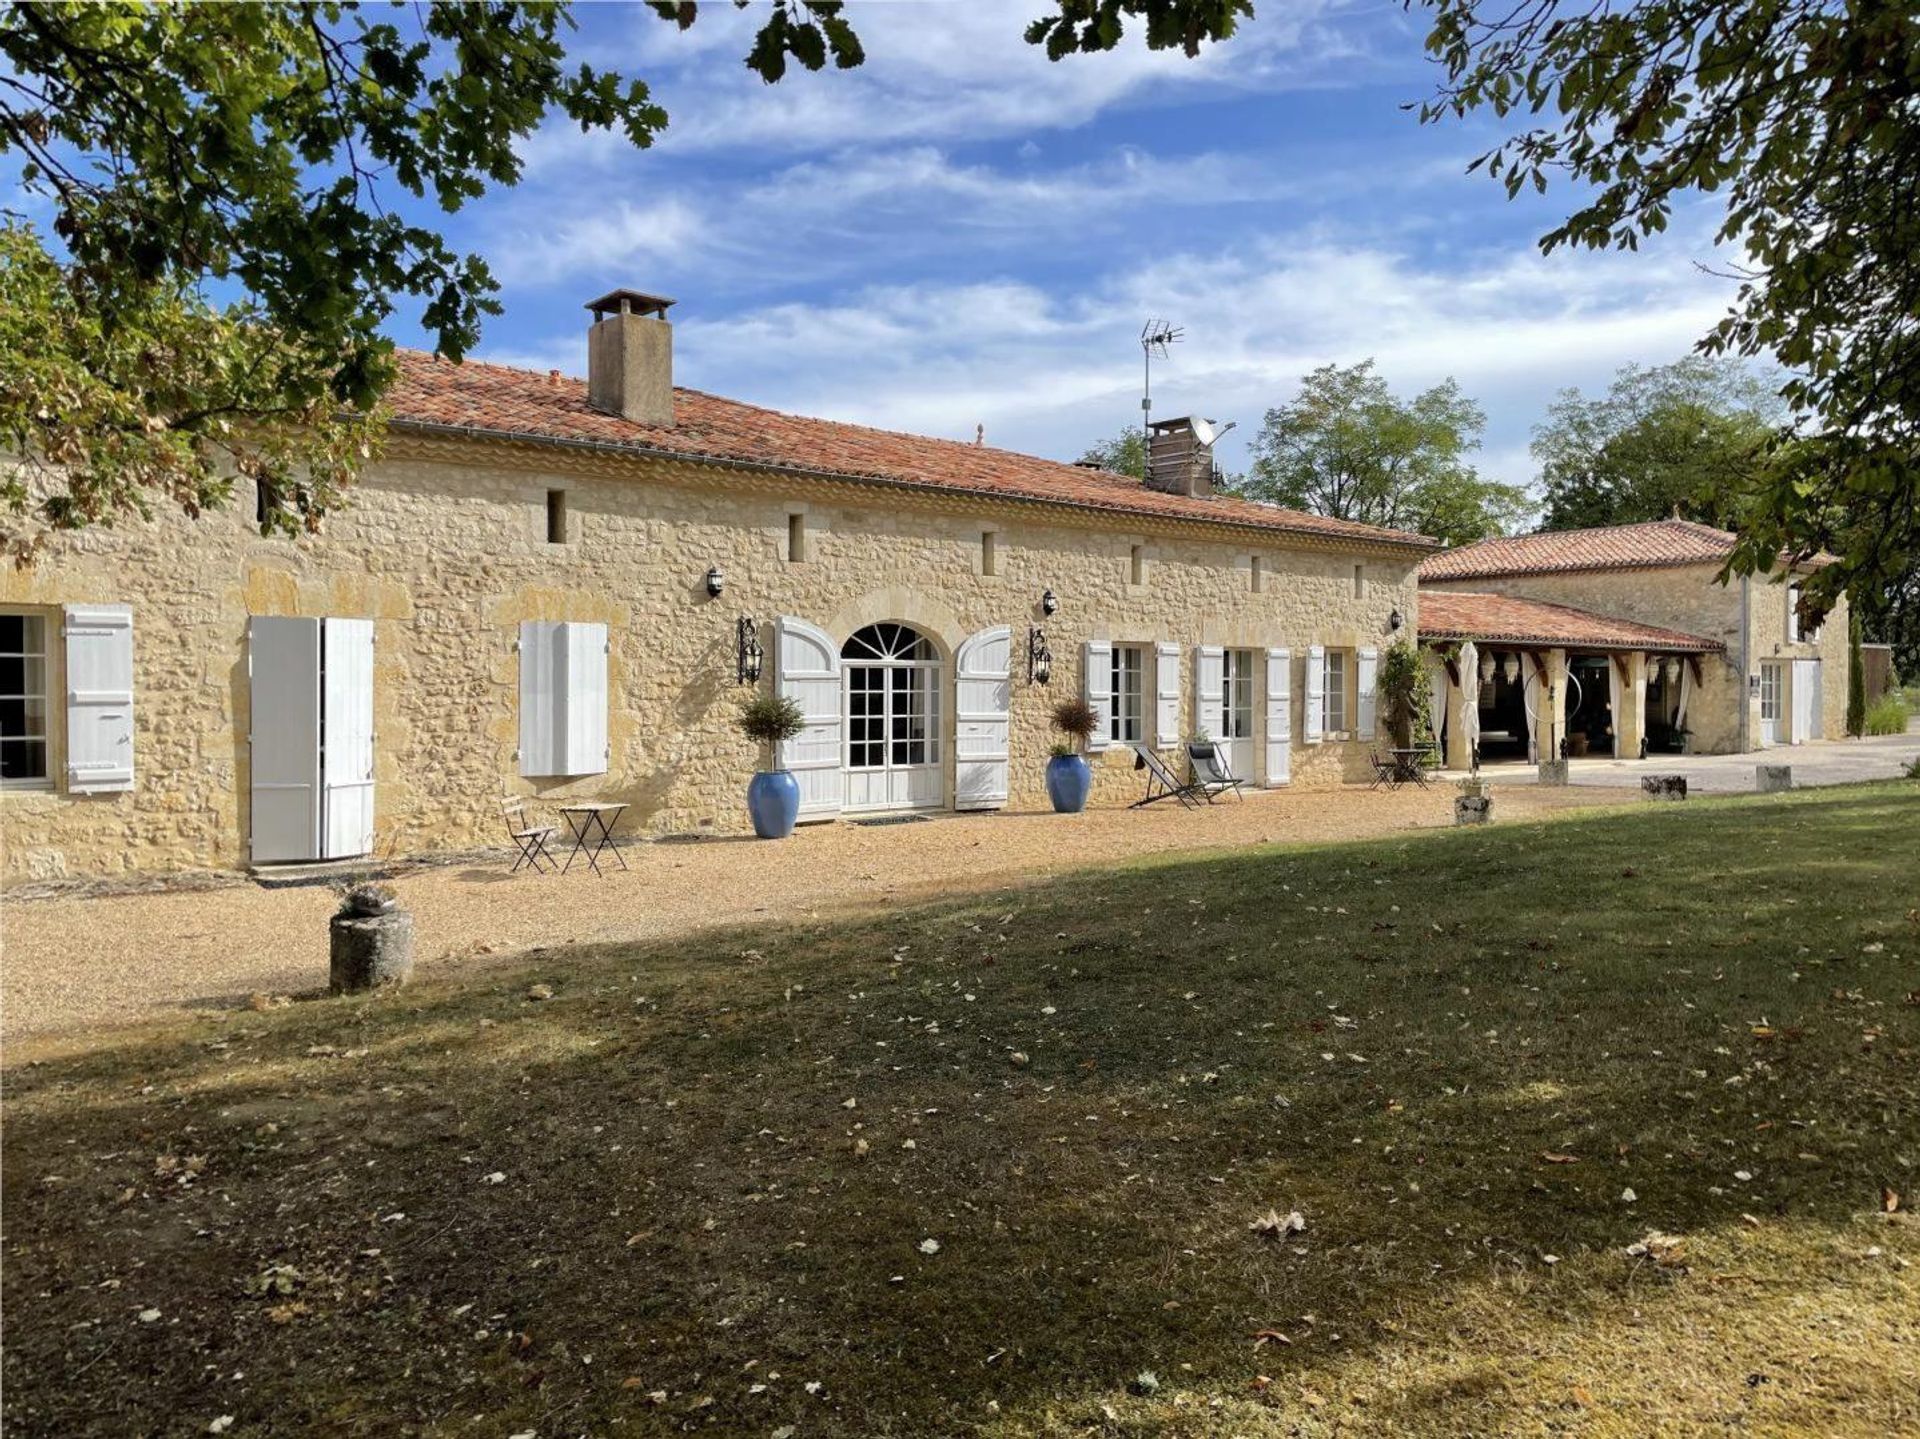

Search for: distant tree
xmin=1076 ymin=426 xmax=1147 ymax=479
xmin=1530 ymin=358 xmax=1782 ymax=531
xmin=1414 ymin=0 xmax=1920 ymax=627
xmin=1229 ymin=361 xmax=1528 ymax=545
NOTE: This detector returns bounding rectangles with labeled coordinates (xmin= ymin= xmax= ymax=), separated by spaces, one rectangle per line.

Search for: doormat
xmin=851 ymin=814 xmax=933 ymax=827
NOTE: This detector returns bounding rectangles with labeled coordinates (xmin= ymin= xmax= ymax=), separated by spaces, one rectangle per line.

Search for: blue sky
xmin=359 ymin=4 xmax=1748 ymax=491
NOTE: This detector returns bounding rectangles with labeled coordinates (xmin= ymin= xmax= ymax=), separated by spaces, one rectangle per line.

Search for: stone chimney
xmin=585 ymin=288 xmax=675 ymax=427
xmin=1145 ymin=416 xmax=1218 ymax=498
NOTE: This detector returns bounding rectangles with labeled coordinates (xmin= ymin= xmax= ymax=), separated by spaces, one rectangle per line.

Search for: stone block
xmin=1756 ymin=764 xmax=1792 ymax=793
xmin=330 ymin=910 xmax=415 ymax=992
xmin=1537 ymin=758 xmax=1569 ymax=786
xmin=1454 ymin=795 xmax=1493 ymax=825
xmin=1641 ymin=774 xmax=1688 ymax=801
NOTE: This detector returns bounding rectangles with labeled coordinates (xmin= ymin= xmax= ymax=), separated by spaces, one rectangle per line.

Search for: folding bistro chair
xmin=1366 ymin=749 xmax=1398 ymax=791
xmin=1186 ymin=741 xmax=1245 ymax=802
xmin=500 ymin=795 xmax=559 ymax=874
xmin=1130 ymin=743 xmax=1202 ymax=809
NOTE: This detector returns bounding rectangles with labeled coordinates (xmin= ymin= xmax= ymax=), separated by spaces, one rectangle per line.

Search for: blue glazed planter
xmin=1045 ymin=753 xmax=1092 ymax=814
xmin=746 ymin=769 xmax=801 ymax=839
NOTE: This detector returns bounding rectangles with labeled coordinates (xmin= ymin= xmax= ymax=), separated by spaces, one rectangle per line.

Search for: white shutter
xmin=63 ymin=604 xmax=135 ymax=793
xmin=776 ymin=616 xmax=842 ymax=821
xmin=1791 ymin=658 xmax=1821 ymax=742
xmin=1083 ymin=640 xmax=1111 ymax=752
xmin=321 ymin=618 xmax=375 ymax=860
xmin=518 ymin=621 xmax=564 ymax=777
xmin=248 ymin=616 xmax=321 ymax=863
xmin=1195 ymin=644 xmax=1225 ymax=741
xmin=562 ymin=622 xmax=610 ymax=775
xmin=955 ymin=624 xmax=1011 ymax=810
xmin=1153 ymin=642 xmax=1181 ymax=750
xmin=1304 ymin=644 xmax=1326 ymax=744
xmin=1356 ymin=646 xmax=1379 ymax=741
xmin=1264 ymin=646 xmax=1291 ymax=786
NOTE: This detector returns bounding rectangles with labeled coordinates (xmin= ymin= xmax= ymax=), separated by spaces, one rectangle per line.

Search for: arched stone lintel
xmin=822 ymin=586 xmax=966 ymax=661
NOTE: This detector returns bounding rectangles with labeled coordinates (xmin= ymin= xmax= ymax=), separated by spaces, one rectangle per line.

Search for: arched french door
xmin=842 ymin=622 xmax=944 ymax=812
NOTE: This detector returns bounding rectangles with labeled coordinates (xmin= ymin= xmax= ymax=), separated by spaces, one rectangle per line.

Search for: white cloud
xmin=480 ymin=212 xmax=1743 ymax=490
xmin=488 ymin=197 xmax=709 ymax=287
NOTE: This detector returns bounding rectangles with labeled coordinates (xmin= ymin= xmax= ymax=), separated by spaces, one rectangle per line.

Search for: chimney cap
xmin=585 ymin=288 xmax=676 ymax=321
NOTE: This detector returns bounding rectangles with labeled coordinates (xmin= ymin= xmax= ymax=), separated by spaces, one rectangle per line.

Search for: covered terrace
xmin=1418 ymin=591 xmax=1724 ymax=770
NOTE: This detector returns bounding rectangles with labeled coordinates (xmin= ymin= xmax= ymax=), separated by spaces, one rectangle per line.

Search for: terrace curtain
xmin=1675 ymin=663 xmax=1692 ymax=732
xmin=1458 ymin=641 xmax=1481 ymax=757
xmin=1607 ymin=660 xmax=1623 ymax=756
xmin=1426 ymin=654 xmax=1448 ymax=749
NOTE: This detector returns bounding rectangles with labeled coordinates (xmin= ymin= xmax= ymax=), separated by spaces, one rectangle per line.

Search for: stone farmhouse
xmin=1416 ymin=519 xmax=1850 ymax=768
xmin=2 ymin=291 xmax=1441 ymax=884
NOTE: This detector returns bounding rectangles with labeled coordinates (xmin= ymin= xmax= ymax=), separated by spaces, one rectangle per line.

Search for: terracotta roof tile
xmin=1417 ymin=519 xmax=1740 ymax=580
xmin=386 ymin=351 xmax=1438 ymax=552
xmin=1418 ymin=590 xmax=1723 ymax=653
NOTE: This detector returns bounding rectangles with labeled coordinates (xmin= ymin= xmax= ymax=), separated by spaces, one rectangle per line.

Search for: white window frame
xmin=1321 ymin=648 xmax=1350 ymax=736
xmin=1109 ymin=644 xmax=1145 ymax=743
xmin=0 ymin=610 xmax=51 ymax=790
xmin=1221 ymin=649 xmax=1256 ymax=740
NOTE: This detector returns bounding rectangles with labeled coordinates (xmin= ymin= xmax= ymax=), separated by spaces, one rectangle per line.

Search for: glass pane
xmin=0 ymin=614 xmax=25 ymax=653
xmin=0 ymin=655 xmax=22 ymax=695
xmin=0 ymin=739 xmax=47 ymax=781
xmin=0 ymin=695 xmax=43 ymax=739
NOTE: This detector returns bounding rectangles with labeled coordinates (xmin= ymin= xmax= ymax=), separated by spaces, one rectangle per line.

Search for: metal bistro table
xmin=557 ymin=801 xmax=629 ymax=876
xmin=1388 ymin=746 xmax=1436 ymax=788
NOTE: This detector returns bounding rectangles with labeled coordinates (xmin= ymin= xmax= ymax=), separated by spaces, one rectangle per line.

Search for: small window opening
xmin=787 ymin=512 xmax=808 ymax=563
xmin=546 ymin=489 xmax=568 ymax=545
xmin=1352 ymin=563 xmax=1366 ymax=599
xmin=981 ymin=530 xmax=999 ymax=577
xmin=1130 ymin=544 xmax=1146 ymax=586
xmin=256 ymin=479 xmax=272 ymax=528
xmin=1250 ymin=555 xmax=1264 ymax=593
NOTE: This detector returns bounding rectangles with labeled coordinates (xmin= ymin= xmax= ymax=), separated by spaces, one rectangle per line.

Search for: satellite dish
xmin=1190 ymin=417 xmax=1217 ymax=447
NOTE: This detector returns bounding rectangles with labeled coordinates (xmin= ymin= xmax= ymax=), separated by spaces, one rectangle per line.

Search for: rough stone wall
xmin=2 ymin=440 xmax=1420 ymax=883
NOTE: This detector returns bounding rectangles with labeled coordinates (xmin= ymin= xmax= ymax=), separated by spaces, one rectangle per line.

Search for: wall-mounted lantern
xmin=1027 ymin=625 xmax=1053 ymax=686
xmin=736 ymin=615 xmax=763 ymax=686
xmin=705 ymin=565 xmax=725 ymax=599
xmin=1040 ymin=587 xmax=1058 ymax=617
xmin=1388 ymin=608 xmax=1404 ymax=632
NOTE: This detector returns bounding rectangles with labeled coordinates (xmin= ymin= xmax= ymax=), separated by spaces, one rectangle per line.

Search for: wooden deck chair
xmin=1187 ymin=741 xmax=1245 ymax=802
xmin=1130 ymin=743 xmax=1201 ymax=809
xmin=500 ymin=794 xmax=559 ymax=874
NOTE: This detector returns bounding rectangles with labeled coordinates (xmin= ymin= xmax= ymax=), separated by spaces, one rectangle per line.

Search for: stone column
xmin=1446 ymin=664 xmax=1475 ymax=770
xmin=1617 ymin=652 xmax=1648 ymax=758
xmin=1534 ymin=648 xmax=1568 ymax=761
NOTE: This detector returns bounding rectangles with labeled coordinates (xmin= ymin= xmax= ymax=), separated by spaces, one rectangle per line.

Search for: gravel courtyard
xmin=3 ymin=782 xmax=1633 ymax=1044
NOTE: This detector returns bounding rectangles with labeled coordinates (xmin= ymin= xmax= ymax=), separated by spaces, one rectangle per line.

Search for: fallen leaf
xmin=1250 ymin=1208 xmax=1307 ymax=1239
xmin=1541 ymin=1153 xmax=1579 ymax=1165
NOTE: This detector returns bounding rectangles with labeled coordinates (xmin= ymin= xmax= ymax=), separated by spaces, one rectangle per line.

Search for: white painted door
xmin=1219 ymin=648 xmax=1257 ymax=783
xmin=954 ymin=625 xmax=1010 ymax=810
xmin=1759 ymin=661 xmax=1785 ymax=746
xmin=321 ymin=618 xmax=376 ymax=859
xmin=249 ymin=617 xmax=322 ymax=864
xmin=841 ymin=623 xmax=943 ymax=813
xmin=776 ymin=617 xmax=843 ymax=821
xmin=1791 ymin=658 xmax=1822 ymax=743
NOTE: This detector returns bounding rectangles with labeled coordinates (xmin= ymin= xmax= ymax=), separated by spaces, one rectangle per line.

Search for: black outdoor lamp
xmin=1027 ymin=625 xmax=1053 ymax=686
xmin=736 ymin=615 xmax=763 ymax=686
xmin=705 ymin=565 xmax=725 ymax=598
xmin=1041 ymin=587 xmax=1058 ymax=616
xmin=1389 ymin=608 xmax=1405 ymax=632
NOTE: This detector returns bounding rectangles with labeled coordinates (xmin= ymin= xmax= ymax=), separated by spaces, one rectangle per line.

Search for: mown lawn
xmin=4 ymin=784 xmax=1917 ymax=1437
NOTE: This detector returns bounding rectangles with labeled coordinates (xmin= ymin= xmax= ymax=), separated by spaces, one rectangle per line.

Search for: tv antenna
xmin=1140 ymin=318 xmax=1182 ymax=426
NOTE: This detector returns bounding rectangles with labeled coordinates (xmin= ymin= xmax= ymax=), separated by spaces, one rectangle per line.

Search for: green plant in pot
xmin=739 ymin=691 xmax=808 ymax=839
xmin=1046 ymin=695 xmax=1099 ymax=813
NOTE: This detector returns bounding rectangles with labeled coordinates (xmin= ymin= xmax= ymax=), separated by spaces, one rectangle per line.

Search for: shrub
xmin=1377 ymin=638 xmax=1431 ymax=749
xmin=738 ymin=691 xmax=807 ymax=746
xmin=1049 ymin=695 xmax=1100 ymax=752
xmin=1864 ymin=692 xmax=1911 ymax=737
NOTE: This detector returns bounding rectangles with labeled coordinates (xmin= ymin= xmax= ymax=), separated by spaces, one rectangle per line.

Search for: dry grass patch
xmin=3 ymin=784 xmax=1916 ymax=1436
